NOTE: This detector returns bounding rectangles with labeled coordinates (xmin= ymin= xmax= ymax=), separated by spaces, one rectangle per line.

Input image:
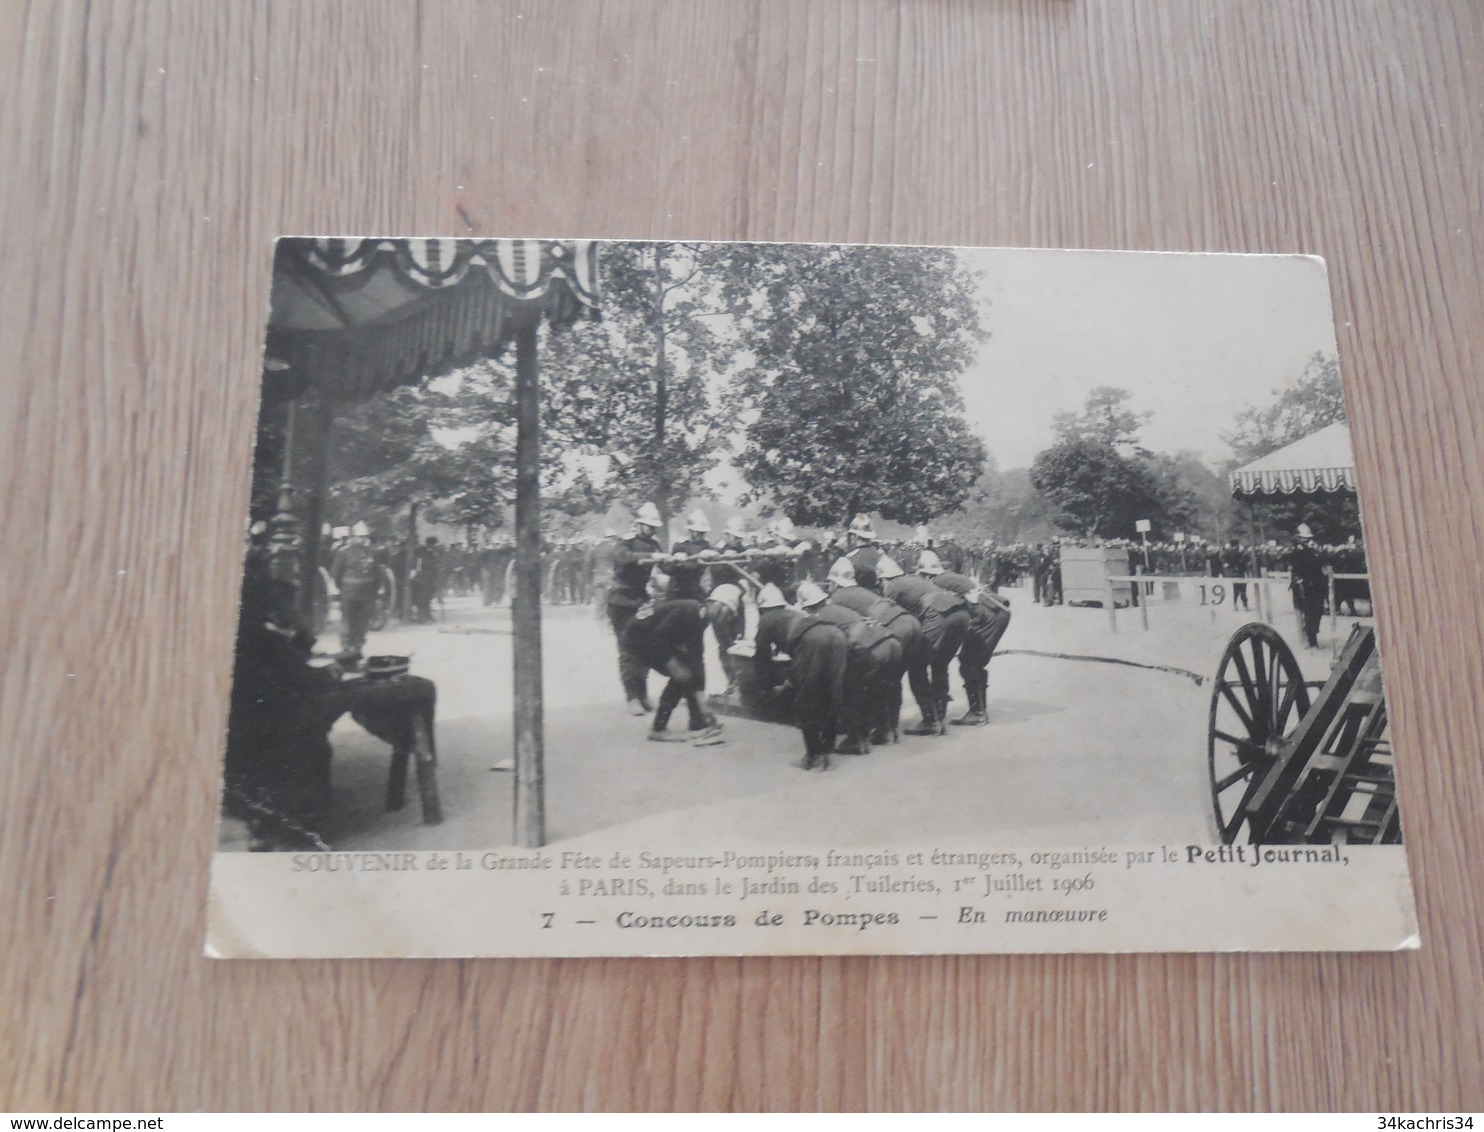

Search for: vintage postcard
xmin=207 ymin=238 xmax=1417 ymax=957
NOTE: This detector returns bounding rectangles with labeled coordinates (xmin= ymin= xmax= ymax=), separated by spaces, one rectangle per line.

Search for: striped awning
xmin=265 ymin=237 xmax=599 ymax=402
xmin=1230 ymin=422 xmax=1356 ymax=496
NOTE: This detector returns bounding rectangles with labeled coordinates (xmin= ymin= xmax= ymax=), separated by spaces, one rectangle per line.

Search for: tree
xmin=1142 ymin=451 xmax=1219 ymax=538
xmin=722 ymin=244 xmax=988 ymax=526
xmin=937 ymin=460 xmax=1057 ymax=543
xmin=1224 ymin=352 xmax=1346 ymax=462
xmin=1154 ymin=450 xmax=1235 ymax=541
xmin=538 ymin=242 xmax=733 ymax=539
xmin=1030 ymin=437 xmax=1161 ymax=538
xmin=325 ymin=384 xmax=479 ymax=537
xmin=1051 ymin=385 xmax=1152 ymax=454
xmin=1029 ymin=388 xmax=1218 ymax=540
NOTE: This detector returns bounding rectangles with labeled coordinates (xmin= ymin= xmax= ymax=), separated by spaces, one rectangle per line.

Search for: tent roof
xmin=265 ymin=238 xmax=598 ymax=402
xmin=1230 ymin=421 xmax=1356 ymax=496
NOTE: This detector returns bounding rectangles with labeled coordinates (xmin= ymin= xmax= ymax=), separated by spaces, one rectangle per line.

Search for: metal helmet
xmin=916 ymin=549 xmax=945 ymax=575
xmin=331 ymin=526 xmax=351 ymax=540
xmin=708 ymin=583 xmax=742 ymax=615
xmin=795 ymin=580 xmax=828 ymax=608
xmin=876 ymin=554 xmax=904 ymax=581
xmin=1296 ymin=523 xmax=1315 ymax=540
xmin=826 ymin=557 xmax=857 ymax=588
xmin=351 ymin=521 xmax=370 ymax=539
xmin=635 ymin=502 xmax=662 ymax=528
xmin=686 ymin=508 xmax=711 ymax=533
xmin=770 ymin=515 xmax=797 ymax=541
xmin=848 ymin=513 xmax=876 ymax=539
xmin=757 ymin=583 xmax=787 ymax=609
xmin=724 ymin=517 xmax=747 ymax=538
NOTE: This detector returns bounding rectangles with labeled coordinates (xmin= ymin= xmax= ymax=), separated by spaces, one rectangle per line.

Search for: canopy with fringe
xmin=266 ymin=237 xmax=599 ymax=402
xmin=1230 ymin=422 xmax=1356 ymax=496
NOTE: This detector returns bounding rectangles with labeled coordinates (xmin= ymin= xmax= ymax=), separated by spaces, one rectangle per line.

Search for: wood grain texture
xmin=2 ymin=0 xmax=1482 ymax=1112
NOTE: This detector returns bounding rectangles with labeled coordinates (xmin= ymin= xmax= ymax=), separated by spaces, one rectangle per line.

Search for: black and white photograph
xmin=208 ymin=238 xmax=1416 ymax=957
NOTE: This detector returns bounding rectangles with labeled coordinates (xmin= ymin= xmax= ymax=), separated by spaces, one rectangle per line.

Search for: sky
xmin=952 ymin=246 xmax=1341 ymax=470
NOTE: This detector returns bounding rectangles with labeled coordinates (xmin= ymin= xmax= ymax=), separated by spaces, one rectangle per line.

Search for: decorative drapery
xmin=266 ymin=237 xmax=599 ymax=402
xmin=1230 ymin=422 xmax=1357 ymax=496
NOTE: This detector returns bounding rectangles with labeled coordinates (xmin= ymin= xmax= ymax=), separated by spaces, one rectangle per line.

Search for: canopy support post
xmin=512 ymin=324 xmax=546 ymax=848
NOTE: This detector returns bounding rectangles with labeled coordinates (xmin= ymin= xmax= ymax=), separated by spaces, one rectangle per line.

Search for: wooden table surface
xmin=3 ymin=0 xmax=1482 ymax=1112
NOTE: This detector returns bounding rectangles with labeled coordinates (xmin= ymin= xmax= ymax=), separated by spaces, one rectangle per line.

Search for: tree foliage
xmin=1030 ymin=437 xmax=1162 ymax=538
xmin=938 ymin=460 xmax=1057 ymax=543
xmin=325 ymin=385 xmax=478 ymax=536
xmin=1155 ymin=451 xmax=1235 ymax=540
xmin=722 ymin=244 xmax=988 ymax=526
xmin=539 ymin=241 xmax=732 ymax=535
xmin=321 ymin=242 xmax=738 ymax=542
xmin=1224 ymin=352 xmax=1346 ymax=462
xmin=1051 ymin=385 xmax=1152 ymax=454
xmin=1030 ymin=388 xmax=1217 ymax=539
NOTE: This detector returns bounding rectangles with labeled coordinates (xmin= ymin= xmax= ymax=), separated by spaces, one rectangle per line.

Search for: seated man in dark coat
xmin=224 ymin=574 xmax=341 ymax=850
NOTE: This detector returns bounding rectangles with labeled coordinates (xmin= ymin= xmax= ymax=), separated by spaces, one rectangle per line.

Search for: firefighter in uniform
xmin=844 ymin=512 xmax=885 ymax=591
xmin=877 ymin=554 xmax=970 ymax=736
xmin=1288 ymin=523 xmax=1328 ymax=649
xmin=825 ymin=556 xmax=924 ymax=744
xmin=668 ymin=509 xmax=715 ymax=601
xmin=607 ymin=502 xmax=664 ymax=713
xmin=753 ymin=583 xmax=849 ymax=771
xmin=620 ymin=571 xmax=725 ymax=745
xmin=916 ymin=549 xmax=1012 ymax=727
xmin=1222 ymin=538 xmax=1251 ymax=611
xmin=329 ymin=521 xmax=380 ymax=662
xmin=755 ymin=515 xmax=812 ymax=603
xmin=796 ymin=580 xmax=902 ymax=755
xmin=713 ymin=518 xmax=750 ymax=567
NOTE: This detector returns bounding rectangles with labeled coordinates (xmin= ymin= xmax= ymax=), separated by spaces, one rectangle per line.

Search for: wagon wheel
xmin=1208 ymin=623 xmax=1312 ymax=844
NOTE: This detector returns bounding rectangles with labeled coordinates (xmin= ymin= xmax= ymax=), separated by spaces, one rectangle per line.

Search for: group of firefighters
xmin=606 ymin=506 xmax=1013 ymax=772
xmin=325 ymin=502 xmax=1355 ymax=769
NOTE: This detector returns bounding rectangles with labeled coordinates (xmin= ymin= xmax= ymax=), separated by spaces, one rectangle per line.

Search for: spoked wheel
xmin=1208 ymin=623 xmax=1312 ymax=844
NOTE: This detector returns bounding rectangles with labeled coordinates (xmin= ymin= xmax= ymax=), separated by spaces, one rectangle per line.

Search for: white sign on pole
xmin=1173 ymin=532 xmax=1185 ymax=543
xmin=1135 ymin=519 xmax=1152 ymax=533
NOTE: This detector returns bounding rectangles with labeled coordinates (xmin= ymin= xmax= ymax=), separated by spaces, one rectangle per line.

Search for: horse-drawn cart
xmin=1207 ymin=622 xmax=1400 ymax=846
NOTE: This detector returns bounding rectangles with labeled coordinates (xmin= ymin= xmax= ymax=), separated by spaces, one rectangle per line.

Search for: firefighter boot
xmin=952 ymin=677 xmax=989 ymax=727
xmin=903 ymin=702 xmax=945 ymax=737
xmin=647 ymin=695 xmax=688 ymax=742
